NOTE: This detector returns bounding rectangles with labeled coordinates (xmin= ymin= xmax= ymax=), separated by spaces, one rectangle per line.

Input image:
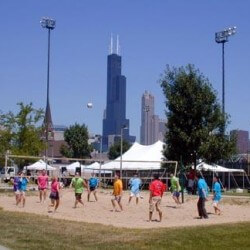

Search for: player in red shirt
xmin=148 ymin=174 xmax=166 ymax=222
xmin=37 ymin=169 xmax=49 ymax=203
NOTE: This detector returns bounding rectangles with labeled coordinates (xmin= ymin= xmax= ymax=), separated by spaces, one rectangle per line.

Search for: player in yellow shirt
xmin=111 ymin=174 xmax=123 ymax=212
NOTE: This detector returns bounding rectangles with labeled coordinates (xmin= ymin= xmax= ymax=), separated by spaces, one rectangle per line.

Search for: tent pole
xmin=243 ymin=172 xmax=245 ymax=190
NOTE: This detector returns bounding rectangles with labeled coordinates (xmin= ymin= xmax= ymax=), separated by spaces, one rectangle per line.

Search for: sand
xmin=0 ymin=189 xmax=250 ymax=229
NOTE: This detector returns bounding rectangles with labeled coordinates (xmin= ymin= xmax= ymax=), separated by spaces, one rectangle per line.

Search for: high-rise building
xmin=140 ymin=91 xmax=167 ymax=145
xmin=230 ymin=130 xmax=249 ymax=154
xmin=102 ymin=35 xmax=135 ymax=151
xmin=140 ymin=91 xmax=155 ymax=145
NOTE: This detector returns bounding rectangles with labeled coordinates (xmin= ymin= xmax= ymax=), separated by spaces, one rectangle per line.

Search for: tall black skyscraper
xmin=102 ymin=35 xmax=135 ymax=151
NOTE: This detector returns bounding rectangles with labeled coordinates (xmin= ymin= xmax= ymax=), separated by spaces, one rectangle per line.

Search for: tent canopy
xmin=197 ymin=162 xmax=245 ymax=173
xmin=98 ymin=141 xmax=165 ymax=170
xmin=26 ymin=160 xmax=56 ymax=171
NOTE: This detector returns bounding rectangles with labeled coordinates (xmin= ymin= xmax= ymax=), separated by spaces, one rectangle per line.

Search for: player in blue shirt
xmin=196 ymin=172 xmax=208 ymax=219
xmin=87 ymin=173 xmax=99 ymax=202
xmin=128 ymin=173 xmax=142 ymax=205
xmin=17 ymin=172 xmax=29 ymax=207
xmin=213 ymin=175 xmax=222 ymax=215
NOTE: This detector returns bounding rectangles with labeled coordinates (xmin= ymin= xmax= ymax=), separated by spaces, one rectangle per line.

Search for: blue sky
xmin=0 ymin=0 xmax=249 ymax=140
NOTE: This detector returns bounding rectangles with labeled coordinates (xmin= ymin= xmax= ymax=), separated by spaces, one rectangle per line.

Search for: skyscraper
xmin=102 ymin=35 xmax=135 ymax=151
xmin=230 ymin=130 xmax=249 ymax=154
xmin=140 ymin=91 xmax=167 ymax=145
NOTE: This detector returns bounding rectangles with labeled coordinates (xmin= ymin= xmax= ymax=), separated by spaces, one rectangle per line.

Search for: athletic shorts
xmin=89 ymin=187 xmax=96 ymax=192
xmin=39 ymin=187 xmax=47 ymax=191
xmin=50 ymin=191 xmax=59 ymax=200
xmin=15 ymin=190 xmax=20 ymax=195
xmin=18 ymin=190 xmax=26 ymax=196
xmin=149 ymin=196 xmax=162 ymax=212
xmin=75 ymin=193 xmax=82 ymax=200
xmin=130 ymin=192 xmax=140 ymax=198
xmin=111 ymin=195 xmax=122 ymax=203
xmin=213 ymin=200 xmax=220 ymax=207
xmin=173 ymin=191 xmax=180 ymax=198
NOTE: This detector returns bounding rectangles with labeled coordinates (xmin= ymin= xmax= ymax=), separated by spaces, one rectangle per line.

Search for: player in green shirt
xmin=70 ymin=172 xmax=88 ymax=208
xmin=170 ymin=174 xmax=181 ymax=205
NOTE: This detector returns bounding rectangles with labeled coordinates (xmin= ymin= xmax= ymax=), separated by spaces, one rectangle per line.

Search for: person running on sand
xmin=170 ymin=174 xmax=181 ymax=206
xmin=212 ymin=175 xmax=222 ymax=215
xmin=70 ymin=172 xmax=88 ymax=208
xmin=37 ymin=169 xmax=49 ymax=203
xmin=48 ymin=176 xmax=60 ymax=213
xmin=148 ymin=174 xmax=166 ymax=222
xmin=128 ymin=173 xmax=142 ymax=205
xmin=17 ymin=172 xmax=29 ymax=207
xmin=196 ymin=172 xmax=209 ymax=219
xmin=111 ymin=174 xmax=123 ymax=212
xmin=87 ymin=173 xmax=99 ymax=202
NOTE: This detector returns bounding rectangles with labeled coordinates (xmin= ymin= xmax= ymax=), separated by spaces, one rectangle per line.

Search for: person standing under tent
xmin=111 ymin=174 xmax=123 ymax=212
xmin=196 ymin=172 xmax=209 ymax=219
xmin=148 ymin=174 xmax=166 ymax=222
xmin=48 ymin=176 xmax=60 ymax=213
xmin=87 ymin=173 xmax=99 ymax=202
xmin=17 ymin=172 xmax=29 ymax=208
xmin=128 ymin=173 xmax=142 ymax=205
xmin=37 ymin=169 xmax=49 ymax=203
xmin=170 ymin=174 xmax=181 ymax=206
xmin=70 ymin=172 xmax=89 ymax=208
xmin=212 ymin=175 xmax=222 ymax=215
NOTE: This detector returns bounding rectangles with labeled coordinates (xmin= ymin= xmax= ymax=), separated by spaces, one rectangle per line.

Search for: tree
xmin=108 ymin=140 xmax=131 ymax=160
xmin=160 ymin=64 xmax=235 ymax=166
xmin=0 ymin=102 xmax=45 ymax=167
xmin=60 ymin=123 xmax=92 ymax=159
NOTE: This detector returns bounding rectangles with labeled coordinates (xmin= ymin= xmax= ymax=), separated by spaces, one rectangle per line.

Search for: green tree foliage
xmin=108 ymin=140 xmax=131 ymax=160
xmin=160 ymin=64 xmax=236 ymax=166
xmin=60 ymin=123 xmax=92 ymax=159
xmin=0 ymin=103 xmax=45 ymax=167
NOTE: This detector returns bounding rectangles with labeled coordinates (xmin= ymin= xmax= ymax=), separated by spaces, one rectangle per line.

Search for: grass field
xmin=0 ymin=208 xmax=250 ymax=250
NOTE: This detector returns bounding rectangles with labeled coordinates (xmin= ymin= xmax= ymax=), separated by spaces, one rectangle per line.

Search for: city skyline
xmin=0 ymin=1 xmax=250 ymax=141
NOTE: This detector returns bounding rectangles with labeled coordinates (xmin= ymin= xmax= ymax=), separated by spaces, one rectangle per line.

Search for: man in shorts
xmin=11 ymin=171 xmax=21 ymax=205
xmin=37 ymin=169 xmax=49 ymax=203
xmin=111 ymin=174 xmax=123 ymax=212
xmin=128 ymin=173 xmax=142 ymax=205
xmin=213 ymin=175 xmax=222 ymax=215
xmin=149 ymin=174 xmax=166 ymax=222
xmin=87 ymin=173 xmax=99 ymax=202
xmin=70 ymin=172 xmax=88 ymax=208
xmin=170 ymin=174 xmax=181 ymax=205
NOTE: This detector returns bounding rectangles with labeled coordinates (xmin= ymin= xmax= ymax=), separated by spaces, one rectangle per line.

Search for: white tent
xmin=197 ymin=162 xmax=249 ymax=190
xmin=99 ymin=141 xmax=165 ymax=170
xmin=26 ymin=160 xmax=56 ymax=171
xmin=197 ymin=162 xmax=245 ymax=173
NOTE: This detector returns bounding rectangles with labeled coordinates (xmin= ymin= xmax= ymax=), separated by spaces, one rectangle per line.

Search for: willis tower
xmin=102 ymin=35 xmax=135 ymax=151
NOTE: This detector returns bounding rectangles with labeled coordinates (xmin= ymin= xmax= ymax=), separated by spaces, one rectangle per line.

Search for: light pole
xmin=144 ymin=105 xmax=150 ymax=145
xmin=120 ymin=125 xmax=127 ymax=179
xmin=40 ymin=17 xmax=56 ymax=169
xmin=215 ymin=27 xmax=236 ymax=116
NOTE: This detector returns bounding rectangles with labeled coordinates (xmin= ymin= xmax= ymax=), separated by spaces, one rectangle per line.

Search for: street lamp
xmin=215 ymin=27 xmax=236 ymax=116
xmin=144 ymin=105 xmax=150 ymax=145
xmin=120 ymin=125 xmax=128 ymax=179
xmin=40 ymin=17 xmax=56 ymax=169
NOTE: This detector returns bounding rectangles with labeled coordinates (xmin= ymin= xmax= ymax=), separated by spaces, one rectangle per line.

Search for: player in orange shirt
xmin=111 ymin=174 xmax=123 ymax=212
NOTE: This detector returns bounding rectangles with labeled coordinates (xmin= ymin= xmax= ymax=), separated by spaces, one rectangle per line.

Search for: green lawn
xmin=0 ymin=208 xmax=250 ymax=250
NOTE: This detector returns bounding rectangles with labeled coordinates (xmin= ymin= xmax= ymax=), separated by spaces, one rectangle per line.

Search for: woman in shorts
xmin=17 ymin=172 xmax=29 ymax=207
xmin=48 ymin=177 xmax=60 ymax=213
xmin=212 ymin=176 xmax=222 ymax=215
